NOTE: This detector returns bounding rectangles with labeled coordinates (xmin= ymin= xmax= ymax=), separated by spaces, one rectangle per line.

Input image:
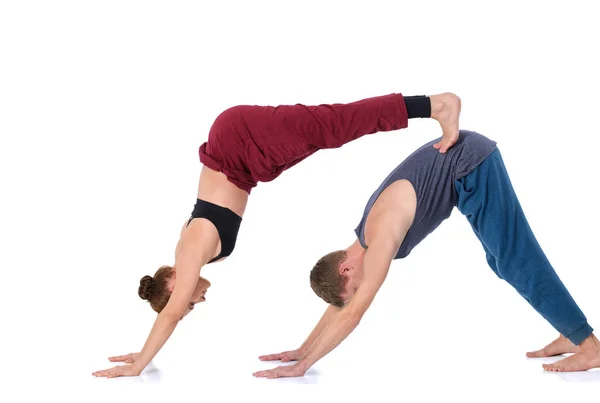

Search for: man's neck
xmin=346 ymin=239 xmax=366 ymax=258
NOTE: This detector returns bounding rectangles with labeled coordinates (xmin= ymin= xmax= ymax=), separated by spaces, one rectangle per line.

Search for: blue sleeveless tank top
xmin=354 ymin=130 xmax=497 ymax=259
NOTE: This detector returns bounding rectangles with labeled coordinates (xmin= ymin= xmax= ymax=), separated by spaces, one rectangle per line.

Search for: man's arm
xmin=298 ymin=304 xmax=341 ymax=354
xmin=253 ymin=219 xmax=409 ymax=379
xmin=258 ymin=304 xmax=341 ymax=363
xmin=296 ymin=234 xmax=401 ymax=372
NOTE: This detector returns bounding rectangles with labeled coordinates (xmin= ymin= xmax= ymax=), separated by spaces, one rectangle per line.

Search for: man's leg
xmin=454 ymin=148 xmax=600 ymax=372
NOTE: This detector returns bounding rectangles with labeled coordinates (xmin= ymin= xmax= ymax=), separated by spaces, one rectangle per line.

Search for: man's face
xmin=339 ymin=257 xmax=365 ymax=306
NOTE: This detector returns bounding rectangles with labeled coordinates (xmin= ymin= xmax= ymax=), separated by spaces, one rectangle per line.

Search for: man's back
xmin=354 ymin=130 xmax=497 ymax=259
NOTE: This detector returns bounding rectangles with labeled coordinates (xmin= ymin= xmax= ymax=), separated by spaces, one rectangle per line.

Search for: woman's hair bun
xmin=138 ymin=275 xmax=155 ymax=301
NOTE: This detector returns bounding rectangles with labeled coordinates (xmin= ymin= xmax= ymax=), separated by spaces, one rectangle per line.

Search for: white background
xmin=1 ymin=0 xmax=599 ymax=401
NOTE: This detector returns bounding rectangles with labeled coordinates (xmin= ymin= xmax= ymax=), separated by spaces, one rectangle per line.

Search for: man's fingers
xmin=253 ymin=370 xmax=269 ymax=377
xmin=259 ymin=353 xmax=282 ymax=361
xmin=93 ymin=369 xmax=109 ymax=377
xmin=253 ymin=366 xmax=283 ymax=377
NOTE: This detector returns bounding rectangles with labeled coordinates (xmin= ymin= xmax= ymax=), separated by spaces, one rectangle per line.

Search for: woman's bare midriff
xmin=176 ymin=166 xmax=250 ymax=265
xmin=195 ymin=166 xmax=250 ymax=217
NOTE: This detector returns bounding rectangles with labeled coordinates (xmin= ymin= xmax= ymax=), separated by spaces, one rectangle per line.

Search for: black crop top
xmin=187 ymin=199 xmax=243 ymax=264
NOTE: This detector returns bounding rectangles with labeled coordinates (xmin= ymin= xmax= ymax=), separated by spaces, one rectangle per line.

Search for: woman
xmin=92 ymin=91 xmax=461 ymax=378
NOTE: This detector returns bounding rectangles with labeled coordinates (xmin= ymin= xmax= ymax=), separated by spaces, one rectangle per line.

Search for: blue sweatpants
xmin=454 ymin=148 xmax=593 ymax=345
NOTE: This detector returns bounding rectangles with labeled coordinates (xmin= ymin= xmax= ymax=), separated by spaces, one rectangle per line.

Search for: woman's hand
xmin=92 ymin=363 xmax=142 ymax=378
xmin=107 ymin=352 xmax=140 ymax=364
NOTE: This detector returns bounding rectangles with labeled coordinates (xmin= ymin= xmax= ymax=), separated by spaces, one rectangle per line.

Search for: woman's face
xmin=181 ymin=276 xmax=211 ymax=319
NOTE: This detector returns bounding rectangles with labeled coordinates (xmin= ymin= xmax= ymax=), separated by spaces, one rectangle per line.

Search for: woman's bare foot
xmin=526 ymin=334 xmax=580 ymax=358
xmin=543 ymin=334 xmax=600 ymax=372
xmin=429 ymin=92 xmax=461 ymax=154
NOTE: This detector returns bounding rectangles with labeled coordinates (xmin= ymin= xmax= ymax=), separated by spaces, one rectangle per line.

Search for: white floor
xmin=17 ymin=323 xmax=600 ymax=402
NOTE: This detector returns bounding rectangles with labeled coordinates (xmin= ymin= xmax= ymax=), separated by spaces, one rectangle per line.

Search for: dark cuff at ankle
xmin=404 ymin=95 xmax=431 ymax=119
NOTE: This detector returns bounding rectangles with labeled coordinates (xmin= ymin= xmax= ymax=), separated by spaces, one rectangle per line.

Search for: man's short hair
xmin=310 ymin=250 xmax=348 ymax=308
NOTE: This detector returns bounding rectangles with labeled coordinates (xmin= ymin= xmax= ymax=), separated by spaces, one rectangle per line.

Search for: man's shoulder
xmin=365 ymin=179 xmax=416 ymax=239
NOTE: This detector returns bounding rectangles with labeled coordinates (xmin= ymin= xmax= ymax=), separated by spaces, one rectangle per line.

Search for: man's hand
xmin=287 ymin=221 xmax=408 ymax=375
xmin=92 ymin=363 xmax=142 ymax=378
xmin=253 ymin=362 xmax=307 ymax=379
xmin=258 ymin=349 xmax=303 ymax=363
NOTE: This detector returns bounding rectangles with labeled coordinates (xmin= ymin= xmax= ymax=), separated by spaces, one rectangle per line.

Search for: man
xmin=254 ymin=130 xmax=600 ymax=379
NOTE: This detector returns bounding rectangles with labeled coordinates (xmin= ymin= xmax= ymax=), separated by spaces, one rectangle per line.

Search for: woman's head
xmin=138 ymin=265 xmax=211 ymax=317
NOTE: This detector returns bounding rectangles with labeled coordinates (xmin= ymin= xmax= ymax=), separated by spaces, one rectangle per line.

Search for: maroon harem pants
xmin=198 ymin=93 xmax=409 ymax=193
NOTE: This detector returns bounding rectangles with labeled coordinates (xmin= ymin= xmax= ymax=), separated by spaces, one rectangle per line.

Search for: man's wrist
xmin=296 ymin=357 xmax=313 ymax=373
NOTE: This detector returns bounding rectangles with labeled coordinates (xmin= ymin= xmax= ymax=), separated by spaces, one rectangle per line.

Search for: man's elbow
xmin=341 ymin=309 xmax=363 ymax=327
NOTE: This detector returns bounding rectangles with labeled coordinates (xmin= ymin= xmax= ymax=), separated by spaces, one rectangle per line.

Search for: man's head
xmin=310 ymin=245 xmax=366 ymax=307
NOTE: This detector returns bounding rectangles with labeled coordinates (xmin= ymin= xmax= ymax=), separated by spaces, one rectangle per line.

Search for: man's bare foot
xmin=430 ymin=92 xmax=461 ymax=154
xmin=526 ymin=334 xmax=580 ymax=358
xmin=543 ymin=333 xmax=600 ymax=372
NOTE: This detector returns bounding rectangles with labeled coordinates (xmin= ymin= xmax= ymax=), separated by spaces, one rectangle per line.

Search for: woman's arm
xmin=92 ymin=221 xmax=219 ymax=378
xmin=132 ymin=239 xmax=211 ymax=371
xmin=174 ymin=221 xmax=188 ymax=261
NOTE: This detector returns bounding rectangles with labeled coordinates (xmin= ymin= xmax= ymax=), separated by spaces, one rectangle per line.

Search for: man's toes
xmin=543 ymin=363 xmax=555 ymax=371
xmin=527 ymin=349 xmax=546 ymax=358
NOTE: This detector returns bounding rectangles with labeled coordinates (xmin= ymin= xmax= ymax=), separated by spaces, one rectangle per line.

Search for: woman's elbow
xmin=160 ymin=306 xmax=185 ymax=324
